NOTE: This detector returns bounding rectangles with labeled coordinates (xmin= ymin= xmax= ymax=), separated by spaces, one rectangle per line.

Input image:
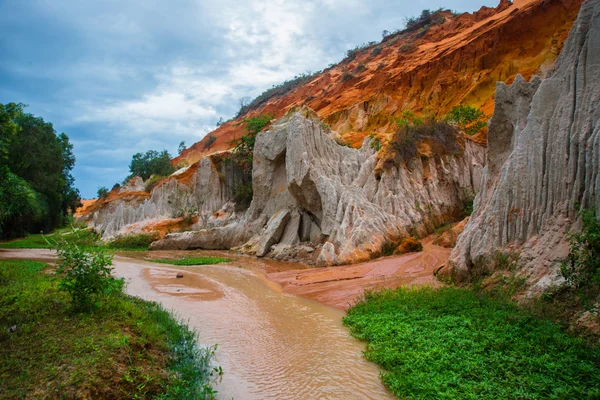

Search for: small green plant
xmin=57 ymin=243 xmax=124 ymax=311
xmin=203 ymin=134 xmax=217 ymax=150
xmin=342 ymin=71 xmax=354 ymax=82
xmin=445 ymin=105 xmax=488 ymax=136
xmin=560 ymin=208 xmax=600 ymax=298
xmin=144 ymin=174 xmax=165 ymax=193
xmin=354 ymin=63 xmax=366 ymax=73
xmin=232 ymin=182 xmax=253 ymax=211
xmin=368 ymin=133 xmax=382 ymax=151
xmin=462 ymin=188 xmax=476 ymax=217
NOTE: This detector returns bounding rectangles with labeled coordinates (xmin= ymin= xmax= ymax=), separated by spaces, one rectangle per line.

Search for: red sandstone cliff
xmin=173 ymin=0 xmax=582 ymax=166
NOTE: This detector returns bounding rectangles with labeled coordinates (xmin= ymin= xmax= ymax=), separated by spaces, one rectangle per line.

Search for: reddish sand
xmin=268 ymin=237 xmax=450 ymax=310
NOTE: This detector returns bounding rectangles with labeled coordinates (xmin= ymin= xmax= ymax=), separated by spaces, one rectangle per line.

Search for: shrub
xmin=389 ymin=112 xmax=460 ymax=166
xmin=462 ymin=189 xmax=476 ymax=217
xmin=106 ymin=232 xmax=159 ymax=250
xmin=232 ymin=182 xmax=253 ymax=211
xmin=111 ymin=183 xmax=120 ymax=191
xmin=354 ymin=63 xmax=366 ymax=73
xmin=144 ymin=175 xmax=164 ymax=193
xmin=399 ymin=43 xmax=417 ymax=53
xmin=57 ymin=243 xmax=124 ymax=311
xmin=395 ymin=237 xmax=423 ymax=254
xmin=561 ymin=208 xmax=600 ymax=297
xmin=370 ymin=47 xmax=382 ymax=57
xmin=97 ymin=186 xmax=109 ymax=198
xmin=203 ymin=134 xmax=217 ymax=150
xmin=342 ymin=71 xmax=354 ymax=82
xmin=368 ymin=133 xmax=382 ymax=151
xmin=445 ymin=105 xmax=488 ymax=135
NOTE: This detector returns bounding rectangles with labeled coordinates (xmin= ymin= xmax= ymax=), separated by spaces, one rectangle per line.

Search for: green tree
xmin=97 ymin=187 xmax=109 ymax=198
xmin=0 ymin=102 xmax=24 ymax=160
xmin=0 ymin=106 xmax=80 ymax=235
xmin=445 ymin=105 xmax=488 ymax=136
xmin=127 ymin=149 xmax=175 ymax=181
xmin=178 ymin=141 xmax=186 ymax=154
xmin=0 ymin=167 xmax=44 ymax=238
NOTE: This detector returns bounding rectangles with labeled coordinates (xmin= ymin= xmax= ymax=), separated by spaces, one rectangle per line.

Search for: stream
xmin=1 ymin=249 xmax=393 ymax=399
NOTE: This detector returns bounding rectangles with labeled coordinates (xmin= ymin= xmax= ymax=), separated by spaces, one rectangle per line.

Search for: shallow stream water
xmin=112 ymin=255 xmax=393 ymax=399
xmin=0 ymin=248 xmax=392 ymax=399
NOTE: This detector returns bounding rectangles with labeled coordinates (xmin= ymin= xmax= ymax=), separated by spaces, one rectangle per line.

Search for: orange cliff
xmin=173 ymin=0 xmax=582 ymax=166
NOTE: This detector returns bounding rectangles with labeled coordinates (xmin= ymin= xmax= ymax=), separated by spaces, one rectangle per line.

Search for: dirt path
xmin=268 ymin=237 xmax=450 ymax=309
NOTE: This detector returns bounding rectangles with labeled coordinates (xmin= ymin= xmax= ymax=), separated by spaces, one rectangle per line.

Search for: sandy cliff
xmin=443 ymin=0 xmax=600 ymax=292
xmin=174 ymin=0 xmax=582 ymax=165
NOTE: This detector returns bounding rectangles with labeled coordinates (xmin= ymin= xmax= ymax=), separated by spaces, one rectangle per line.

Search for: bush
xmin=354 ymin=63 xmax=366 ymax=73
xmin=144 ymin=174 xmax=165 ymax=193
xmin=370 ymin=47 xmax=382 ymax=57
xmin=232 ymin=182 xmax=253 ymax=211
xmin=342 ymin=71 xmax=354 ymax=82
xmin=368 ymin=133 xmax=382 ymax=151
xmin=57 ymin=243 xmax=124 ymax=311
xmin=462 ymin=189 xmax=476 ymax=217
xmin=106 ymin=232 xmax=159 ymax=250
xmin=399 ymin=43 xmax=417 ymax=53
xmin=561 ymin=208 xmax=600 ymax=299
xmin=203 ymin=134 xmax=217 ymax=150
xmin=445 ymin=105 xmax=488 ymax=136
xmin=389 ymin=112 xmax=460 ymax=166
xmin=395 ymin=237 xmax=423 ymax=254
xmin=97 ymin=186 xmax=109 ymax=198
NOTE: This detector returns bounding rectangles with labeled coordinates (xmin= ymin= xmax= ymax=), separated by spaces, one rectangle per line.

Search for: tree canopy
xmin=0 ymin=103 xmax=80 ymax=238
xmin=127 ymin=150 xmax=175 ymax=181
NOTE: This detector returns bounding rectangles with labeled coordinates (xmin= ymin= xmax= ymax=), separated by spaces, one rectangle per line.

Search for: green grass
xmin=343 ymin=287 xmax=600 ymax=399
xmin=0 ymin=229 xmax=159 ymax=252
xmin=0 ymin=259 xmax=218 ymax=399
xmin=148 ymin=257 xmax=231 ymax=266
xmin=0 ymin=227 xmax=100 ymax=249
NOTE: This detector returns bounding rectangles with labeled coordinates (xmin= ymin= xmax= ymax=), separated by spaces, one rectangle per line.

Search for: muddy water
xmin=0 ymin=248 xmax=392 ymax=398
xmin=112 ymin=255 xmax=393 ymax=400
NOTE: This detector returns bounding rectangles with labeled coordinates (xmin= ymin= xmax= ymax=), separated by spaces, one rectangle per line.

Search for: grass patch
xmin=343 ymin=287 xmax=600 ymax=399
xmin=0 ymin=259 xmax=218 ymax=399
xmin=148 ymin=257 xmax=231 ymax=266
xmin=0 ymin=227 xmax=100 ymax=249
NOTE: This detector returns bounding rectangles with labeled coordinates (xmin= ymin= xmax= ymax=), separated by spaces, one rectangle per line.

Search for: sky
xmin=0 ymin=0 xmax=498 ymax=199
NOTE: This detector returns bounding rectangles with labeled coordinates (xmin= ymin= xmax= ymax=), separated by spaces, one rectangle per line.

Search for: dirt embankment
xmin=268 ymin=237 xmax=450 ymax=309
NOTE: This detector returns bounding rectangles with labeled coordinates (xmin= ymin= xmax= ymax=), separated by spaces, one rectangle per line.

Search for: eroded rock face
xmin=83 ymin=106 xmax=485 ymax=265
xmin=234 ymin=106 xmax=484 ymax=265
xmin=86 ymin=155 xmax=237 ymax=239
xmin=446 ymin=0 xmax=600 ymax=292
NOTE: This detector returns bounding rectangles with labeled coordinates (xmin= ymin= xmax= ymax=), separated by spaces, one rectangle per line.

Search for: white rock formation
xmin=445 ymin=0 xmax=600 ymax=291
xmin=150 ymin=106 xmax=485 ymax=265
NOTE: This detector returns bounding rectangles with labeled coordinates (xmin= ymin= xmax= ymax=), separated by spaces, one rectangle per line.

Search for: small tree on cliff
xmin=127 ymin=149 xmax=175 ymax=181
xmin=445 ymin=105 xmax=487 ymax=136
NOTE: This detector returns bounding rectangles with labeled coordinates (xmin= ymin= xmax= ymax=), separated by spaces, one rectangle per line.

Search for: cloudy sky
xmin=0 ymin=0 xmax=497 ymax=198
